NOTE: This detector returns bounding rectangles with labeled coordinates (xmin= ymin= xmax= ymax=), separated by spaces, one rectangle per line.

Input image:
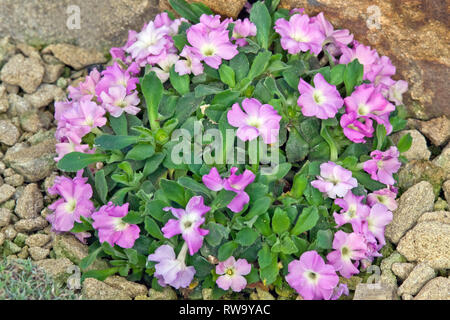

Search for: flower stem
xmin=320 ymin=124 xmax=338 ymax=162
xmin=177 ymin=242 xmax=189 ymax=261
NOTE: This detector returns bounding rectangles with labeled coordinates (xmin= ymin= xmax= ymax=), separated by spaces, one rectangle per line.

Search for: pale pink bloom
xmin=363 ymin=146 xmax=401 ymax=186
xmin=333 ymin=192 xmax=370 ymax=232
xmin=154 ymin=12 xmax=185 ymax=36
xmin=59 ymin=100 xmax=106 ymax=138
xmin=327 ymin=231 xmax=368 ymax=278
xmin=311 ymin=12 xmax=353 ymax=54
xmin=367 ymin=56 xmax=396 ymax=91
xmin=162 ymin=196 xmax=210 ymax=255
xmin=227 ymin=98 xmax=282 ymax=144
xmin=367 ymin=188 xmax=398 ymax=211
xmin=339 ymin=41 xmax=379 ymax=80
xmin=286 ymin=251 xmax=339 ymax=300
xmin=95 ymin=62 xmax=139 ymax=98
xmin=92 ymin=202 xmax=140 ymax=249
xmin=361 ymin=203 xmax=393 ymax=247
xmin=55 ymin=132 xmax=92 ymax=162
xmin=175 ymin=46 xmax=204 ymax=76
xmin=297 ymin=73 xmax=343 ymax=119
xmin=387 ymin=80 xmax=408 ymax=106
xmin=216 ymin=256 xmax=251 ymax=292
xmin=232 ymin=18 xmax=257 ymax=46
xmin=340 ymin=111 xmax=375 ymax=143
xmin=330 ymin=283 xmax=349 ymax=300
xmin=68 ymin=69 xmax=101 ymax=101
xmin=100 ymin=85 xmax=141 ymax=117
xmin=150 ymin=54 xmax=179 ymax=82
xmin=274 ymin=14 xmax=325 ymax=55
xmin=311 ymin=161 xmax=358 ymax=199
xmin=198 ymin=14 xmax=232 ymax=32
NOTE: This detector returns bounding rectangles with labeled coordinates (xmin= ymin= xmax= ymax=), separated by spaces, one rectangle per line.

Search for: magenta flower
xmin=333 ymin=192 xmax=370 ymax=232
xmin=100 ymin=86 xmax=140 ymax=117
xmin=150 ymin=54 xmax=179 ymax=83
xmin=68 ymin=69 xmax=101 ymax=101
xmin=286 ymin=251 xmax=339 ymax=300
xmin=186 ymin=25 xmax=238 ymax=69
xmin=175 ymin=46 xmax=204 ymax=76
xmin=297 ymin=73 xmax=343 ymax=119
xmin=274 ymin=14 xmax=325 ymax=55
xmin=363 ymin=146 xmax=401 ymax=186
xmin=367 ymin=56 xmax=396 ymax=91
xmin=59 ymin=100 xmax=106 ymax=138
xmin=361 ymin=203 xmax=393 ymax=247
xmin=110 ymin=30 xmax=137 ymax=65
xmin=148 ymin=243 xmax=196 ymax=289
xmin=326 ymin=231 xmax=368 ymax=278
xmin=154 ymin=12 xmax=184 ymax=36
xmin=340 ymin=112 xmax=375 ymax=143
xmin=311 ymin=161 xmax=358 ymax=199
xmin=367 ymin=188 xmax=398 ymax=211
xmin=95 ymin=62 xmax=139 ymax=98
xmin=311 ymin=12 xmax=353 ymax=52
xmin=339 ymin=41 xmax=379 ymax=80
xmin=55 ymin=133 xmax=93 ymax=162
xmin=197 ymin=14 xmax=232 ymax=32
xmin=91 ymin=202 xmax=140 ymax=249
xmin=232 ymin=18 xmax=257 ymax=46
xmin=202 ymin=167 xmax=255 ymax=213
xmin=227 ymin=98 xmax=282 ymax=144
xmin=47 ymin=171 xmax=94 ymax=232
xmin=216 ymin=256 xmax=251 ymax=292
xmin=162 ymin=196 xmax=210 ymax=255
xmin=330 ymin=283 xmax=349 ymax=300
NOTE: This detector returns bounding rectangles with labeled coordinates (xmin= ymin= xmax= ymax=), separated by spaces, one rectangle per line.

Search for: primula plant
xmin=50 ymin=0 xmax=412 ymax=300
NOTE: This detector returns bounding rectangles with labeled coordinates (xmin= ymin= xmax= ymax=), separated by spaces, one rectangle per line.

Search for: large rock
xmin=0 ymin=208 xmax=11 ymax=227
xmin=433 ymin=143 xmax=450 ymax=179
xmin=385 ymin=181 xmax=434 ymax=244
xmin=397 ymin=263 xmax=436 ymax=296
xmin=3 ymin=139 xmax=56 ymax=182
xmin=0 ymin=184 xmax=15 ymax=204
xmin=397 ymin=221 xmax=450 ymax=269
xmin=0 ymin=0 xmax=160 ymax=52
xmin=279 ymin=0 xmax=449 ymax=120
xmin=14 ymin=216 xmax=48 ymax=232
xmin=0 ymin=120 xmax=20 ymax=146
xmin=82 ymin=278 xmax=131 ymax=300
xmin=391 ymin=130 xmax=430 ymax=161
xmin=41 ymin=44 xmax=106 ymax=70
xmin=15 ymin=183 xmax=44 ymax=219
xmin=412 ymin=116 xmax=450 ymax=146
xmin=23 ymin=84 xmax=65 ymax=109
xmin=160 ymin=0 xmax=247 ymax=18
xmin=414 ymin=277 xmax=450 ymax=300
xmin=0 ymin=54 xmax=44 ymax=93
xmin=397 ymin=160 xmax=446 ymax=196
xmin=35 ymin=258 xmax=74 ymax=286
xmin=391 ymin=262 xmax=415 ymax=281
xmin=353 ymin=283 xmax=398 ymax=300
xmin=103 ymin=276 xmax=148 ymax=298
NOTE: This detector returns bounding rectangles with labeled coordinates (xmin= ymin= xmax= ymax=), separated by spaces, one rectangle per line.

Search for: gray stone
xmin=380 ymin=252 xmax=406 ymax=288
xmin=353 ymin=283 xmax=398 ymax=300
xmin=35 ymin=258 xmax=74 ymax=286
xmin=397 ymin=221 xmax=450 ymax=269
xmin=82 ymin=278 xmax=131 ymax=300
xmin=43 ymin=63 xmax=65 ymax=83
xmin=15 ymin=183 xmax=43 ymax=219
xmin=414 ymin=277 xmax=450 ymax=300
xmin=0 ymin=36 xmax=16 ymax=68
xmin=416 ymin=116 xmax=450 ymax=146
xmin=433 ymin=143 xmax=450 ymax=179
xmin=391 ymin=262 xmax=415 ymax=281
xmin=444 ymin=180 xmax=450 ymax=207
xmin=28 ymin=246 xmax=50 ymax=261
xmin=0 ymin=184 xmax=15 ymax=204
xmin=417 ymin=211 xmax=450 ymax=224
xmin=148 ymin=287 xmax=177 ymax=300
xmin=3 ymin=139 xmax=56 ymax=182
xmin=20 ymin=111 xmax=49 ymax=133
xmin=0 ymin=120 xmax=20 ymax=146
xmin=0 ymin=232 xmax=5 ymax=246
xmin=397 ymin=263 xmax=436 ymax=296
xmin=391 ymin=130 xmax=430 ymax=161
xmin=0 ymin=208 xmax=11 ymax=227
xmin=14 ymin=216 xmax=48 ymax=232
xmin=398 ymin=160 xmax=446 ymax=197
xmin=0 ymin=85 xmax=9 ymax=113
xmin=4 ymin=174 xmax=24 ymax=187
xmin=7 ymin=93 xmax=32 ymax=116
xmin=13 ymin=232 xmax=27 ymax=247
xmin=3 ymin=239 xmax=22 ymax=255
xmin=23 ymin=84 xmax=65 ymax=109
xmin=3 ymin=225 xmax=17 ymax=240
xmin=0 ymin=54 xmax=44 ymax=93
xmin=42 ymin=44 xmax=106 ymax=70
xmin=25 ymin=233 xmax=51 ymax=247
xmin=103 ymin=276 xmax=148 ymax=298
xmin=385 ymin=181 xmax=435 ymax=244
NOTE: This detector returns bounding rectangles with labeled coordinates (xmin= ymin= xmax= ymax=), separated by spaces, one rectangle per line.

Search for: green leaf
xmin=57 ymin=152 xmax=107 ymax=172
xmin=194 ymin=84 xmax=223 ymax=97
xmin=344 ymin=59 xmax=364 ymax=96
xmin=291 ymin=206 xmax=319 ymax=236
xmin=218 ymin=241 xmax=238 ymax=261
xmin=211 ymin=189 xmax=236 ymax=210
xmin=124 ymin=248 xmax=139 ymax=265
xmin=125 ymin=144 xmax=155 ymax=161
xmin=258 ymin=245 xmax=278 ymax=285
xmin=95 ymin=135 xmax=139 ymax=150
xmin=168 ymin=0 xmax=199 ymax=23
xmin=211 ymin=89 xmax=240 ymax=107
xmin=79 ymin=247 xmax=102 ymax=270
xmin=219 ymin=64 xmax=236 ymax=88
xmin=286 ymin=128 xmax=309 ymax=163
xmin=247 ymin=50 xmax=272 ymax=80
xmin=397 ymin=132 xmax=412 ymax=153
xmin=173 ymin=34 xmax=188 ymax=52
xmin=249 ymin=2 xmax=272 ymax=49
xmin=110 ymin=113 xmax=128 ymax=135
xmin=146 ymin=199 xmax=167 ymax=222
xmin=81 ymin=267 xmax=119 ymax=282
xmin=290 ymin=174 xmax=308 ymax=199
xmin=375 ymin=124 xmax=387 ymax=150
xmin=122 ymin=211 xmax=144 ymax=224
xmin=235 ymin=227 xmax=259 ymax=246
xmin=205 ymin=222 xmax=229 ymax=247
xmin=160 ymin=179 xmax=186 ymax=206
xmin=178 ymin=176 xmax=211 ymax=199
xmin=229 ymin=53 xmax=249 ymax=82
xmin=352 ymin=171 xmax=387 ymax=191
xmin=330 ymin=64 xmax=346 ymax=85
xmin=170 ymin=66 xmax=190 ymax=95
xmin=144 ymin=216 xmax=164 ymax=240
xmin=143 ymin=153 xmax=166 ymax=177
xmin=95 ymin=169 xmax=108 ymax=204
xmin=272 ymin=208 xmax=291 ymax=235
xmin=316 ymin=229 xmax=333 ymax=250
xmin=244 ymin=196 xmax=271 ymax=220
xmin=141 ymin=71 xmax=163 ymax=130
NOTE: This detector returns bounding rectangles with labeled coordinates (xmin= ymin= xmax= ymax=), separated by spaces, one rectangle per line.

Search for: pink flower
xmin=286 ymin=251 xmax=339 ymax=300
xmin=154 ymin=12 xmax=184 ymax=36
xmin=311 ymin=161 xmax=358 ymax=199
xmin=363 ymin=146 xmax=401 ymax=186
xmin=92 ymin=202 xmax=140 ymax=249
xmin=339 ymin=41 xmax=379 ymax=80
xmin=274 ymin=14 xmax=325 ymax=55
xmin=232 ymin=18 xmax=257 ymax=46
xmin=361 ymin=203 xmax=393 ymax=247
xmin=344 ymin=83 xmax=395 ymax=134
xmin=150 ymin=54 xmax=179 ymax=82
xmin=110 ymin=30 xmax=137 ymax=65
xmin=297 ymin=73 xmax=343 ymax=119
xmin=187 ymin=23 xmax=238 ymax=69
xmin=367 ymin=56 xmax=396 ymax=90
xmin=162 ymin=196 xmax=210 ymax=255
xmin=55 ymin=132 xmax=92 ymax=162
xmin=227 ymin=98 xmax=282 ymax=144
xmin=100 ymin=85 xmax=140 ymax=117
xmin=175 ymin=46 xmax=204 ymax=76
xmin=333 ymin=192 xmax=370 ymax=232
xmin=340 ymin=112 xmax=375 ymax=143
xmin=216 ymin=256 xmax=251 ymax=292
xmin=59 ymin=100 xmax=106 ymax=138
xmin=202 ymin=167 xmax=255 ymax=213
xmin=47 ymin=171 xmax=94 ymax=232
xmin=148 ymin=243 xmax=196 ymax=289
xmin=95 ymin=62 xmax=139 ymax=99
xmin=387 ymin=80 xmax=408 ymax=106
xmin=311 ymin=12 xmax=353 ymax=56
xmin=330 ymin=283 xmax=349 ymax=300
xmin=327 ymin=231 xmax=368 ymax=278
xmin=68 ymin=69 xmax=101 ymax=101
xmin=367 ymin=188 xmax=398 ymax=211
xmin=198 ymin=14 xmax=232 ymax=32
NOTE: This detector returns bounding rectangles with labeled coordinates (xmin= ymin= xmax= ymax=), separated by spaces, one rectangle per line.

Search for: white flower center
xmin=305 ymin=270 xmax=320 ymax=284
xmin=291 ymin=31 xmax=309 ymax=43
xmin=201 ymin=44 xmax=216 ymax=57
xmin=180 ymin=214 xmax=198 ymax=232
xmin=358 ymin=104 xmax=370 ymax=116
xmin=115 ymin=218 xmax=129 ymax=231
xmin=313 ymin=90 xmax=325 ymax=105
xmin=247 ymin=116 xmax=262 ymax=129
xmin=65 ymin=199 xmax=77 ymax=213
xmin=341 ymin=246 xmax=352 ymax=260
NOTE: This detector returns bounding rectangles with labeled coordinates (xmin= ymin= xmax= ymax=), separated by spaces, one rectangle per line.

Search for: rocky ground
xmin=0 ymin=0 xmax=449 ymax=300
